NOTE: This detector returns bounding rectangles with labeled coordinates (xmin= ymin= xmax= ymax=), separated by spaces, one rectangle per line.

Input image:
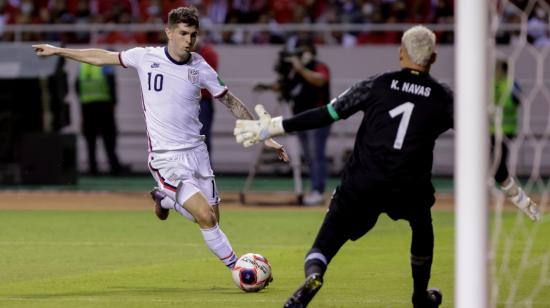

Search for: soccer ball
xmin=231 ymin=253 xmax=272 ymax=292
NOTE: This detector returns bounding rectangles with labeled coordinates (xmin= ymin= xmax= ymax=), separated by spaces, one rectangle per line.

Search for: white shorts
xmin=148 ymin=144 xmax=220 ymax=206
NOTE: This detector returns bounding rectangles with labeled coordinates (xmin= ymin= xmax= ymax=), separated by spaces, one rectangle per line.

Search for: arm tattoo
xmin=218 ymin=91 xmax=254 ymax=120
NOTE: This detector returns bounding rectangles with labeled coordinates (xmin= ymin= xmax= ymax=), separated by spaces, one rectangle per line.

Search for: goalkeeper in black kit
xmin=234 ymin=25 xmax=541 ymax=308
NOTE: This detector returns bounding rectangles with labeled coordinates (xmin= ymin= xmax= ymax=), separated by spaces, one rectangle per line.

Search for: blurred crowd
xmin=498 ymin=0 xmax=550 ymax=48
xmin=0 ymin=0 xmax=455 ymax=44
xmin=0 ymin=0 xmax=547 ymax=46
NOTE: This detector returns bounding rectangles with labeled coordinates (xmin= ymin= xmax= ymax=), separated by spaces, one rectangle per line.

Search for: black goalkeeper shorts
xmin=327 ymin=182 xmax=435 ymax=241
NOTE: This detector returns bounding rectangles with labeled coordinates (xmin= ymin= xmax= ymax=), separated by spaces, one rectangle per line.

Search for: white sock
xmin=510 ymin=189 xmax=530 ymax=210
xmin=501 ymin=178 xmax=531 ymax=210
xmin=500 ymin=177 xmax=519 ymax=197
xmin=160 ymin=197 xmax=174 ymax=209
xmin=201 ymin=224 xmax=237 ymax=269
xmin=160 ymin=197 xmax=195 ymax=222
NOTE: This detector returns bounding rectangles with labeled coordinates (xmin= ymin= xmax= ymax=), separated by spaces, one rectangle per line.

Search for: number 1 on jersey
xmin=389 ymin=102 xmax=414 ymax=150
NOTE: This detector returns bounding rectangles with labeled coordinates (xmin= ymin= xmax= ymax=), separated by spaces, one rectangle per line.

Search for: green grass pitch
xmin=0 ymin=208 xmax=548 ymax=307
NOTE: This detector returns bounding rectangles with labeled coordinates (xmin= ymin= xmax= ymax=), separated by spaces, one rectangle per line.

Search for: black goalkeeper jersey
xmin=331 ymin=68 xmax=454 ymax=187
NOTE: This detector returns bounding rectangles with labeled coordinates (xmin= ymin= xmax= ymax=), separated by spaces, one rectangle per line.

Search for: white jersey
xmin=119 ymin=46 xmax=227 ymax=152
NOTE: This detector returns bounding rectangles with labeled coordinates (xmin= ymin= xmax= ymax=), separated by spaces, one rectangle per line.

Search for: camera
xmin=273 ymin=48 xmax=302 ymax=102
xmin=274 ymin=49 xmax=298 ymax=77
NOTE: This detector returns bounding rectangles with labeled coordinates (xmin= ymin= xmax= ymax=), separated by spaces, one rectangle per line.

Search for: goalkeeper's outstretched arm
xmin=219 ymin=92 xmax=289 ymax=161
xmin=281 ymin=105 xmax=338 ymax=133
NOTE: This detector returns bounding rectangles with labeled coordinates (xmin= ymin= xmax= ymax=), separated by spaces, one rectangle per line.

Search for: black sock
xmin=411 ymin=254 xmax=432 ymax=296
xmin=409 ymin=209 xmax=434 ymax=299
xmin=305 ymin=259 xmax=326 ymax=278
xmin=304 ymin=249 xmax=327 ymax=278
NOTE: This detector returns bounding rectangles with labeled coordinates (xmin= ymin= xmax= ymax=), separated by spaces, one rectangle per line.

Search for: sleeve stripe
xmin=327 ymin=103 xmax=340 ymax=121
xmin=118 ymin=52 xmax=127 ymax=68
xmin=213 ymin=87 xmax=228 ymax=98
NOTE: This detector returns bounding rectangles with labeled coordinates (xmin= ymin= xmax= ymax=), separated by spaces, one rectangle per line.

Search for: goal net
xmin=489 ymin=0 xmax=549 ymax=306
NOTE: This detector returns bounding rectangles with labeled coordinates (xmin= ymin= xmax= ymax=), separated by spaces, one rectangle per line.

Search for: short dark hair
xmin=168 ymin=6 xmax=199 ymax=29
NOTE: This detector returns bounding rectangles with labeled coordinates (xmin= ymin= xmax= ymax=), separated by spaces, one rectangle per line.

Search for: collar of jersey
xmin=164 ymin=47 xmax=191 ymax=65
xmin=402 ymin=68 xmax=427 ymax=75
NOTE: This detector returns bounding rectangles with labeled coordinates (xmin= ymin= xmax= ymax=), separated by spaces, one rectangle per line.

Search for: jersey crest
xmin=188 ymin=69 xmax=199 ymax=84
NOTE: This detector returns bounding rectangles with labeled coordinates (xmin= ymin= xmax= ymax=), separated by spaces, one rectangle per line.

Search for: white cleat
xmin=303 ymin=191 xmax=324 ymax=206
xmin=510 ymin=190 xmax=541 ymax=222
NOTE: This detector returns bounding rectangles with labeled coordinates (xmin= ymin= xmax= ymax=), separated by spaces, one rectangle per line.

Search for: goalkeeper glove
xmin=234 ymin=104 xmax=285 ymax=147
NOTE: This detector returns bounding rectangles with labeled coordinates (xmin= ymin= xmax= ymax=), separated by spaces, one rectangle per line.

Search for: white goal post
xmin=455 ymin=1 xmax=489 ymax=308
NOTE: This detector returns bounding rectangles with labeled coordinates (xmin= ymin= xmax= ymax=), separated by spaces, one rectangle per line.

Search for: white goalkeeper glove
xmin=234 ymin=104 xmax=285 ymax=147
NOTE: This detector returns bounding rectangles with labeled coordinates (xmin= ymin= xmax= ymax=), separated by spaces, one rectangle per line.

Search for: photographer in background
xmin=255 ymin=38 xmax=331 ymax=205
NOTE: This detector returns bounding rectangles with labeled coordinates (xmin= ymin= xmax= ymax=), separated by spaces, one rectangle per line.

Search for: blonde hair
xmin=401 ymin=25 xmax=436 ymax=67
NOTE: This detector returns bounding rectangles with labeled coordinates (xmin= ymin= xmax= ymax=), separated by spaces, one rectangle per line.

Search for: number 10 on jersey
xmin=148 ymin=72 xmax=164 ymax=91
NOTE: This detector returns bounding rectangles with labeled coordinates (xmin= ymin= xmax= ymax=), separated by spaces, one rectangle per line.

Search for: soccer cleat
xmin=150 ymin=188 xmax=169 ymax=220
xmin=284 ymin=274 xmax=323 ymax=308
xmin=264 ymin=275 xmax=274 ymax=288
xmin=412 ymin=288 xmax=442 ymax=308
xmin=510 ymin=190 xmax=541 ymax=222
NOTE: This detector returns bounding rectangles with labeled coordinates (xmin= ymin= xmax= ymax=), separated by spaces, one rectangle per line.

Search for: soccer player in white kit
xmin=32 ymin=6 xmax=288 ymax=270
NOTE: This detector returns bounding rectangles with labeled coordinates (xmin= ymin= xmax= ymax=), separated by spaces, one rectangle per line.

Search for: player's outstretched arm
xmin=32 ymin=44 xmax=120 ymax=66
xmin=217 ymin=91 xmax=255 ymax=120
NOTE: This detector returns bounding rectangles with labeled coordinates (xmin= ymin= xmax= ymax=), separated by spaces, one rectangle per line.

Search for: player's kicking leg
xmin=183 ymin=192 xmax=238 ymax=269
xmin=150 ymin=184 xmax=237 ymax=269
xmin=149 ymin=147 xmax=237 ymax=269
xmin=500 ymin=177 xmax=541 ymax=221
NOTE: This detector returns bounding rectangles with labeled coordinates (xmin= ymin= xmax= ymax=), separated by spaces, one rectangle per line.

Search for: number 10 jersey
xmin=119 ymin=46 xmax=228 ymax=152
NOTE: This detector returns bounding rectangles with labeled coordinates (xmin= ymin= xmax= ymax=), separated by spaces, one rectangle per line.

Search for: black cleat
xmin=412 ymin=288 xmax=442 ymax=308
xmin=264 ymin=274 xmax=274 ymax=289
xmin=284 ymin=274 xmax=323 ymax=308
xmin=150 ymin=188 xmax=169 ymax=220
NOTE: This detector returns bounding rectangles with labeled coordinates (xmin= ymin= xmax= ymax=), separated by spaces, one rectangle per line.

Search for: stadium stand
xmin=1 ymin=0 xmax=548 ymax=177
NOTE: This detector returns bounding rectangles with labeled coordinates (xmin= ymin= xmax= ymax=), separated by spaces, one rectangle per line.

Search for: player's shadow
xmin=7 ymin=285 xmax=242 ymax=300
